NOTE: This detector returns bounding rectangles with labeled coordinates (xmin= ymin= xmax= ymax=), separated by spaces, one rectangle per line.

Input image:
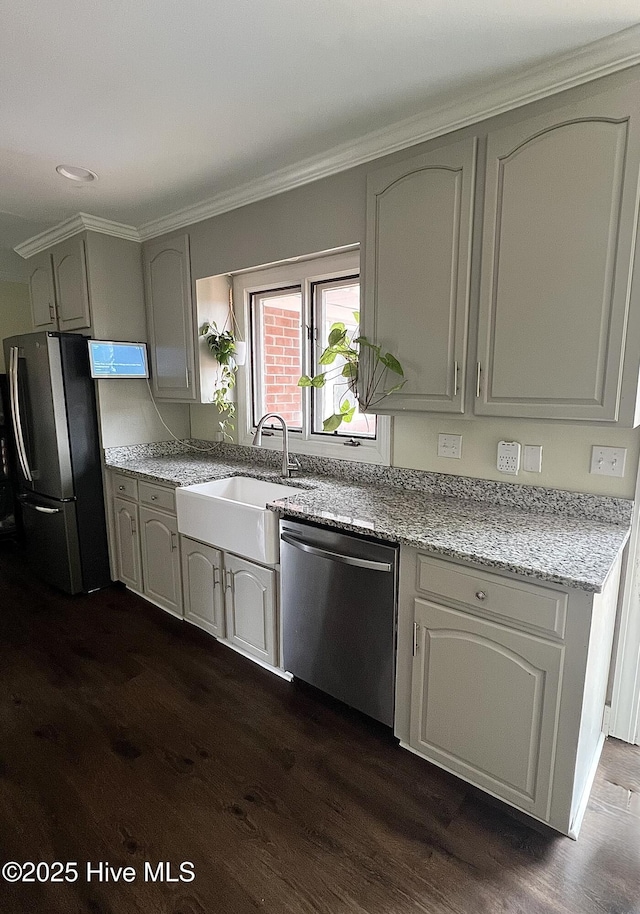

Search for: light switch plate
xmin=438 ymin=434 xmax=462 ymax=459
xmin=523 ymin=445 xmax=543 ymax=473
xmin=590 ymin=446 xmax=626 ymax=477
xmin=497 ymin=440 xmax=521 ymax=475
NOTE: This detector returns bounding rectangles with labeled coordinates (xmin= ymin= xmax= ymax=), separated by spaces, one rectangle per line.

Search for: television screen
xmin=87 ymin=340 xmax=149 ymax=379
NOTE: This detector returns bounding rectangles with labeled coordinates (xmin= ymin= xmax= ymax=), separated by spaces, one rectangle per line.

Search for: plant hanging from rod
xmin=298 ymin=313 xmax=406 ymax=431
xmin=199 ymin=321 xmax=240 ymax=441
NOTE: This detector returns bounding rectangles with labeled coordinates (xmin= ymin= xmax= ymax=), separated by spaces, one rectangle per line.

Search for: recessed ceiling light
xmin=56 ymin=165 xmax=97 ymax=183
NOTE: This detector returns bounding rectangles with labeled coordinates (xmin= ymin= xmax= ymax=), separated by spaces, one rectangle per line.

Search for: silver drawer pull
xmin=151 ymin=495 xmax=158 ymax=500
xmin=118 ymin=485 xmax=125 ymax=491
xmin=475 ymin=590 xmax=486 ymax=601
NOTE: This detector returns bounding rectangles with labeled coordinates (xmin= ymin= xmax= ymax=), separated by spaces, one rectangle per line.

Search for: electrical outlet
xmin=438 ymin=434 xmax=462 ymax=459
xmin=590 ymin=446 xmax=626 ymax=477
xmin=523 ymin=445 xmax=543 ymax=473
xmin=497 ymin=440 xmax=521 ymax=475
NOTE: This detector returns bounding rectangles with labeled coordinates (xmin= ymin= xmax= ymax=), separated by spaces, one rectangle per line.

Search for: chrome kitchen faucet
xmin=252 ymin=413 xmax=301 ymax=478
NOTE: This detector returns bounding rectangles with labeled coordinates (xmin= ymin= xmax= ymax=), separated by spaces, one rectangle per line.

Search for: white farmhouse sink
xmin=175 ymin=476 xmax=303 ymax=565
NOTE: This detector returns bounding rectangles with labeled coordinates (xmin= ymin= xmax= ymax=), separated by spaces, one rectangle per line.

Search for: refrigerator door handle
xmin=21 ymin=502 xmax=62 ymax=515
xmin=8 ymin=346 xmax=33 ymax=482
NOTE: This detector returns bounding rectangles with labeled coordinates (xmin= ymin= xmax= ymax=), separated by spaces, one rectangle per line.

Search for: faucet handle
xmin=287 ymin=455 xmax=302 ymax=476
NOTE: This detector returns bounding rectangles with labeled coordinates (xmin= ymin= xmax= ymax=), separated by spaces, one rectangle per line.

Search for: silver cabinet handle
xmin=475 ymin=590 xmax=486 ymax=601
xmin=281 ymin=533 xmax=392 ymax=572
xmin=454 ymin=360 xmax=459 ymax=396
xmin=151 ymin=494 xmax=158 ymax=501
xmin=171 ymin=532 xmax=178 ymax=551
xmin=130 ymin=516 xmax=137 ymax=536
xmin=476 ymin=362 xmax=482 ymax=398
xmin=118 ymin=485 xmax=126 ymax=491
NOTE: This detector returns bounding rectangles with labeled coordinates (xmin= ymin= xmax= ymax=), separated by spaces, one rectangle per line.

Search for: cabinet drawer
xmin=139 ymin=481 xmax=176 ymax=514
xmin=112 ymin=473 xmax=138 ymax=501
xmin=416 ymin=555 xmax=566 ymax=638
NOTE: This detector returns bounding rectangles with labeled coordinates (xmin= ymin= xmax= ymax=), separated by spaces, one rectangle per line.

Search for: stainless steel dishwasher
xmin=280 ymin=518 xmax=399 ymax=727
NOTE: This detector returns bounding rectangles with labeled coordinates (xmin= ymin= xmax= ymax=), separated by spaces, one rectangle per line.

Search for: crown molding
xmin=12 ymin=25 xmax=640 ymax=250
xmin=138 ymin=23 xmax=640 ymax=241
xmin=14 ymin=212 xmax=140 ymax=259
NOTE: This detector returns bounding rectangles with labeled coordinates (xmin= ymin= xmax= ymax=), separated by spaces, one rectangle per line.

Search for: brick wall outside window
xmin=261 ymin=305 xmax=302 ymax=426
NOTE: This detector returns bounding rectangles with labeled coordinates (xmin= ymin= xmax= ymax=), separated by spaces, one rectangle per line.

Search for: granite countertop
xmin=105 ymin=442 xmax=632 ymax=593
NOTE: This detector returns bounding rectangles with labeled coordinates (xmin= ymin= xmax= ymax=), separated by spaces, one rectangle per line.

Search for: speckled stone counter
xmin=104 ymin=440 xmax=632 ymax=593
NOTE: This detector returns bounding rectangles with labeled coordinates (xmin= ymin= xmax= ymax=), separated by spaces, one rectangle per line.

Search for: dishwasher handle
xmin=281 ymin=532 xmax=393 ymax=572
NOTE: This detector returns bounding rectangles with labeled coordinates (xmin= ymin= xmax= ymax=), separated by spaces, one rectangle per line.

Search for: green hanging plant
xmin=298 ymin=313 xmax=406 ymax=431
xmin=200 ymin=321 xmax=239 ymax=441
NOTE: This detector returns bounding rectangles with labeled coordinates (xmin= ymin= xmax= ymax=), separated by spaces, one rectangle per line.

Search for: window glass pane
xmin=251 ymin=288 xmax=303 ymax=430
xmin=313 ymin=279 xmax=376 ymax=438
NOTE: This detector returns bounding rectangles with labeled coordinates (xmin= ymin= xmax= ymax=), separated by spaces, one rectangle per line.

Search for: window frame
xmin=233 ymin=250 xmax=391 ymax=465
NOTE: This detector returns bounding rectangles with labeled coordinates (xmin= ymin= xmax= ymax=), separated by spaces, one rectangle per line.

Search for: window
xmin=234 ymin=251 xmax=390 ymax=465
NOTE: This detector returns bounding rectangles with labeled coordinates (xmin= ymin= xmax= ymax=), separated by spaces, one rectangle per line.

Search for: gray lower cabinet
xmin=396 ymin=547 xmax=622 ymax=837
xmin=223 ymin=553 xmax=277 ymax=666
xmin=113 ymin=496 xmax=142 ymax=592
xmin=139 ymin=506 xmax=182 ymax=617
xmin=110 ymin=473 xmax=184 ymax=618
xmin=181 ymin=537 xmax=225 ymax=638
xmin=410 ymin=597 xmax=563 ymax=821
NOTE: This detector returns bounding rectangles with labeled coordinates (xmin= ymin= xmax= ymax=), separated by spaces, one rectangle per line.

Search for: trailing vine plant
xmin=298 ymin=313 xmax=406 ymax=431
xmin=200 ymin=321 xmax=239 ymax=440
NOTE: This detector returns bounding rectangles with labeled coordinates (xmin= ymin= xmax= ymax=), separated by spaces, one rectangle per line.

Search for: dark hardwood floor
xmin=0 ymin=541 xmax=638 ymax=914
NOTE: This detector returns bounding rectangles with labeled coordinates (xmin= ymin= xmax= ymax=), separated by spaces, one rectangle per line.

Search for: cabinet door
xmin=224 ymin=554 xmax=276 ymax=665
xmin=181 ymin=537 xmax=225 ymax=638
xmin=139 ymin=506 xmax=182 ymax=617
xmin=143 ymin=234 xmax=196 ymax=401
xmin=28 ymin=252 xmax=57 ymax=330
xmin=113 ymin=497 xmax=142 ymax=592
xmin=364 ymin=137 xmax=476 ymax=413
xmin=476 ymin=85 xmax=640 ymax=420
xmin=410 ymin=598 xmax=563 ymax=821
xmin=52 ymin=236 xmax=92 ymax=331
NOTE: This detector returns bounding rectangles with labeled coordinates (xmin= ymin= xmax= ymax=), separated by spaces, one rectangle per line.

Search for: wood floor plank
xmin=0 ymin=542 xmax=639 ymax=914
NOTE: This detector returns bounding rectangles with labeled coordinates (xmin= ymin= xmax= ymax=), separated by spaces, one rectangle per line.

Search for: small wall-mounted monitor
xmin=87 ymin=340 xmax=149 ymax=379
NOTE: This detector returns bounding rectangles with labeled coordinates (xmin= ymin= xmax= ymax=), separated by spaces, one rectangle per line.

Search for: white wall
xmin=394 ymin=415 xmax=640 ymax=499
xmin=98 ymin=380 xmax=190 ymax=447
xmin=0 ymin=281 xmax=32 ymax=371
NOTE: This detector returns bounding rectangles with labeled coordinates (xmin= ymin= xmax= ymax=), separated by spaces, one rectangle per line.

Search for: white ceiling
xmin=1 ymin=0 xmax=640 ymax=265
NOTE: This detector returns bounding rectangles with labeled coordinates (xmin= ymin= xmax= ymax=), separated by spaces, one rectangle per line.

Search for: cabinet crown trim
xmin=135 ymin=25 xmax=640 ymax=241
xmin=15 ymin=213 xmax=140 ymax=259
xmin=12 ymin=26 xmax=640 ymax=251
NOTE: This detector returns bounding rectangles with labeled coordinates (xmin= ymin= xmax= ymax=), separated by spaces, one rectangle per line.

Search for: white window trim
xmin=233 ymin=251 xmax=392 ymax=466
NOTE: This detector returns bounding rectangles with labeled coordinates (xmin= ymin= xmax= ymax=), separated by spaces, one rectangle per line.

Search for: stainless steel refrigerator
xmin=3 ymin=331 xmax=111 ymax=594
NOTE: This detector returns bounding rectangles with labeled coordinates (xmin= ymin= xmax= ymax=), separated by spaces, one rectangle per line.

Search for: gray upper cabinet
xmin=28 ymin=237 xmax=91 ymax=333
xmin=365 ymin=137 xmax=476 ymax=414
xmin=28 ymin=251 xmax=57 ymax=330
xmin=143 ymin=234 xmax=196 ymax=401
xmin=52 ymin=236 xmax=92 ymax=331
xmin=476 ymin=84 xmax=640 ymax=421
